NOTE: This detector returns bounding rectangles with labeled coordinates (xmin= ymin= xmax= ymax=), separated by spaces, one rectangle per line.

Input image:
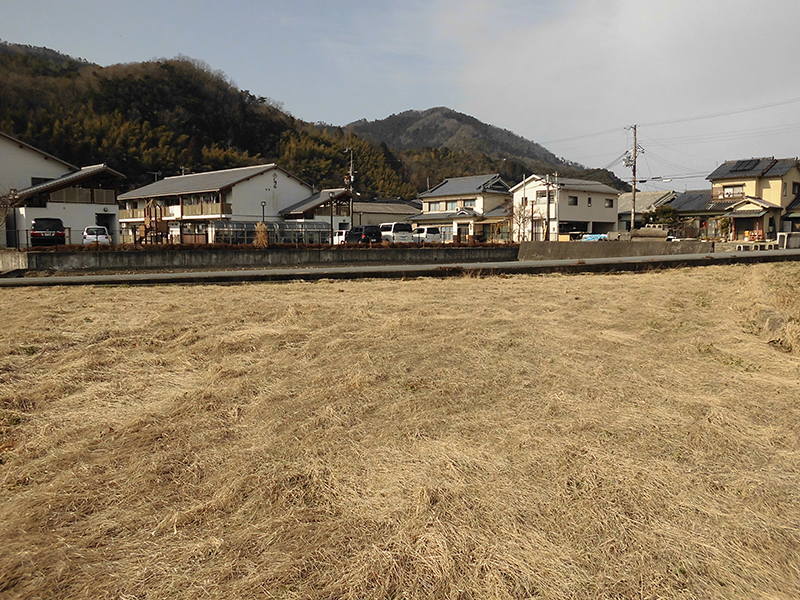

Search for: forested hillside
xmin=0 ymin=41 xmax=627 ymax=195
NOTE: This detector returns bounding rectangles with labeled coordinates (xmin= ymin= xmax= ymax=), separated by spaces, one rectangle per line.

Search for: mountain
xmin=0 ymin=41 xmax=627 ymax=195
xmin=348 ymin=107 xmax=566 ymax=166
xmin=347 ymin=107 xmax=628 ymax=191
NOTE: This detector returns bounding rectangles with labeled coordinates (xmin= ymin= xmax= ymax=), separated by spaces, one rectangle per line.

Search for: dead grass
xmin=1 ymin=263 xmax=799 ymax=599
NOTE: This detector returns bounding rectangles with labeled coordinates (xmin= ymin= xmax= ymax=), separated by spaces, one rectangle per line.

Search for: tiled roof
xmin=13 ymin=164 xmax=125 ymax=201
xmin=280 ymin=188 xmax=352 ymax=215
xmin=118 ymin=164 xmax=295 ymax=200
xmin=706 ymin=157 xmax=798 ymax=180
xmin=419 ymin=174 xmax=509 ymax=198
xmin=669 ymin=190 xmax=714 ymax=212
xmin=618 ymin=190 xmax=675 ymax=214
xmin=510 ymin=175 xmax=620 ymax=195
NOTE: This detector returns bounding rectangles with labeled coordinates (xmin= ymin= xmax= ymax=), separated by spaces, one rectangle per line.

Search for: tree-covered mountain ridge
xmin=0 ymin=40 xmax=629 ymax=196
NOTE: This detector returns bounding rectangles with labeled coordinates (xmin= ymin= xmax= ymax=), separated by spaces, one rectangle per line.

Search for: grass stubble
xmin=0 ymin=263 xmax=799 ymax=599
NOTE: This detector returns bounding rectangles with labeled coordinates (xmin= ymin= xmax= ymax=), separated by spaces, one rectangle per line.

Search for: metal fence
xmin=7 ymin=228 xmax=74 ymax=249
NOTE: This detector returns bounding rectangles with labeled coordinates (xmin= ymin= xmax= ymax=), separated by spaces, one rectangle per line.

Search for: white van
xmin=412 ymin=226 xmax=442 ymax=243
xmin=379 ymin=222 xmax=414 ymax=243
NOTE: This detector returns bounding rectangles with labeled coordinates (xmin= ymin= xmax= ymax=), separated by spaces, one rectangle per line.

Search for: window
xmin=568 ymin=196 xmax=578 ymax=206
xmin=446 ymin=200 xmax=458 ymax=210
xmin=428 ymin=201 xmax=441 ymax=211
xmin=536 ymin=190 xmax=547 ymax=203
xmin=604 ymin=198 xmax=614 ymax=208
xmin=793 ymin=182 xmax=800 ymax=195
xmin=587 ymin=197 xmax=592 ymax=207
xmin=521 ymin=196 xmax=527 ymax=207
xmin=441 ymin=225 xmax=454 ymax=241
xmin=783 ymin=182 xmax=788 ymax=196
xmin=723 ymin=185 xmax=744 ymax=198
xmin=464 ymin=199 xmax=476 ymax=208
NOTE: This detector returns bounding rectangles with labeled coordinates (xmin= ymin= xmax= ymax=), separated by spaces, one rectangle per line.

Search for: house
xmin=668 ymin=190 xmax=722 ymax=238
xmin=617 ymin=190 xmax=676 ymax=231
xmin=509 ymin=175 xmax=620 ymax=241
xmin=349 ymin=198 xmax=421 ymax=226
xmin=413 ymin=174 xmax=511 ymax=243
xmin=1 ymin=131 xmax=125 ymax=247
xmin=705 ymin=157 xmax=800 ymax=240
xmin=117 ymin=164 xmax=347 ymax=244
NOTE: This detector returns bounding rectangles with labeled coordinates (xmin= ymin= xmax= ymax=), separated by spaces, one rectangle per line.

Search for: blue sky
xmin=2 ymin=0 xmax=800 ymax=191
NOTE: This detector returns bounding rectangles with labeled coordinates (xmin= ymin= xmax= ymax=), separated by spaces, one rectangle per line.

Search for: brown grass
xmin=1 ymin=263 xmax=799 ymax=599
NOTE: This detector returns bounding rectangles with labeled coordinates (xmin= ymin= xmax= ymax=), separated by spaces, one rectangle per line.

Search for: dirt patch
xmin=1 ymin=264 xmax=799 ymax=599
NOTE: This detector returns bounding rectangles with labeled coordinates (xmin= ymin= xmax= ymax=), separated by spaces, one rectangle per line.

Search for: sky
xmin=2 ymin=0 xmax=800 ymax=192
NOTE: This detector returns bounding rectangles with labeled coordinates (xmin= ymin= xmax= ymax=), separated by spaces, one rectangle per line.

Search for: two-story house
xmin=412 ymin=174 xmax=511 ymax=243
xmin=509 ymin=175 xmax=620 ymax=241
xmin=706 ymin=157 xmax=800 ymax=240
xmin=118 ymin=164 xmax=356 ymax=244
xmin=1 ymin=131 xmax=125 ymax=247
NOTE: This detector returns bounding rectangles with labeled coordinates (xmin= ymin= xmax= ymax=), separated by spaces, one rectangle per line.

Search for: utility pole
xmin=344 ymin=148 xmax=355 ymax=227
xmin=631 ymin=125 xmax=637 ymax=232
xmin=624 ymin=125 xmax=640 ymax=232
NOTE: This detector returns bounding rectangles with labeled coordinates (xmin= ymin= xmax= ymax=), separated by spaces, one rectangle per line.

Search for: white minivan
xmin=379 ymin=222 xmax=414 ymax=243
xmin=412 ymin=226 xmax=442 ymax=243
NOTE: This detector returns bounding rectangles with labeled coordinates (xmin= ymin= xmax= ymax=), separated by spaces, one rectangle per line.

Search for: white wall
xmin=16 ymin=203 xmax=120 ymax=244
xmin=0 ymin=135 xmax=73 ymax=194
xmin=229 ymin=168 xmax=313 ymax=220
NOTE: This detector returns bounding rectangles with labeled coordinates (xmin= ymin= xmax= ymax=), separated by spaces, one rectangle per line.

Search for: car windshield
xmin=32 ymin=218 xmax=63 ymax=230
xmin=86 ymin=227 xmax=105 ymax=235
xmin=393 ymin=223 xmax=413 ymax=233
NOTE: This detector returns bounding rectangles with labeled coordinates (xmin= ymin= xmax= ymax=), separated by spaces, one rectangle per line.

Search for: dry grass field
xmin=1 ymin=263 xmax=799 ymax=599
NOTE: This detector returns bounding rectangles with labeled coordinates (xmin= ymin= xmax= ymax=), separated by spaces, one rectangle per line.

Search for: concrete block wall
xmin=518 ymin=240 xmax=713 ymax=261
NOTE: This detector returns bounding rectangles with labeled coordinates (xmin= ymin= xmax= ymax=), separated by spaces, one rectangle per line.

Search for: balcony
xmin=119 ymin=208 xmax=145 ymax=220
xmin=183 ymin=202 xmax=232 ymax=217
xmin=119 ymin=203 xmax=232 ymax=221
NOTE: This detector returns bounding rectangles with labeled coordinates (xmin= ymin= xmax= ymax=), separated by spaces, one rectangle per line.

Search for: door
xmin=96 ymin=213 xmax=115 ymax=243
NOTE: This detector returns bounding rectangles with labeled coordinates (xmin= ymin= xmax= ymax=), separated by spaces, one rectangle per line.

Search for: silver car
xmin=82 ymin=226 xmax=111 ymax=245
xmin=412 ymin=226 xmax=442 ymax=243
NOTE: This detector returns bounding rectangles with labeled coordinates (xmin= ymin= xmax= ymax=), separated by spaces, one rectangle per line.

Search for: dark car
xmin=345 ymin=225 xmax=382 ymax=244
xmin=30 ymin=217 xmax=66 ymax=246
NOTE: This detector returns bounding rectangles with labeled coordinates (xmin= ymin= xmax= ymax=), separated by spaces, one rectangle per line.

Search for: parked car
xmin=332 ymin=230 xmax=348 ymax=245
xmin=345 ymin=225 xmax=382 ymax=244
xmin=30 ymin=217 xmax=66 ymax=246
xmin=412 ymin=226 xmax=442 ymax=243
xmin=380 ymin=222 xmax=414 ymax=243
xmin=82 ymin=226 xmax=112 ymax=245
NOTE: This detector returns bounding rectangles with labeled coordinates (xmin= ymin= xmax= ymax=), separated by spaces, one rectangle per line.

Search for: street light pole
xmin=329 ymin=191 xmax=335 ymax=245
xmin=260 ymin=200 xmax=266 ymax=222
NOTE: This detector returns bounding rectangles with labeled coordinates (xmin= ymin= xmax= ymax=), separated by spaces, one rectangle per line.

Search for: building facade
xmin=413 ymin=174 xmax=511 ymax=242
xmin=510 ymin=175 xmax=620 ymax=241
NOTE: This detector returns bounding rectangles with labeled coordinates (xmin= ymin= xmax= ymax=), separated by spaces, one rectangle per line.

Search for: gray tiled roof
xmin=280 ymin=188 xmax=351 ymax=215
xmin=510 ymin=175 xmax=621 ymax=195
xmin=14 ymin=164 xmax=125 ymax=201
xmin=119 ymin=164 xmax=283 ymax=200
xmin=669 ymin=190 xmax=714 ymax=212
xmin=419 ymin=174 xmax=509 ymax=198
xmin=618 ymin=190 xmax=675 ymax=214
xmin=706 ymin=157 xmax=798 ymax=180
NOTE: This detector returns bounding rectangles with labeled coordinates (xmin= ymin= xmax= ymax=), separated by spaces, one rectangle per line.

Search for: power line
xmin=541 ymin=94 xmax=800 ymax=146
xmin=639 ymin=96 xmax=800 ymax=127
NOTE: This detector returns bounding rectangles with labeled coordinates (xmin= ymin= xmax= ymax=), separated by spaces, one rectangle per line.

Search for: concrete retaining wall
xmin=11 ymin=245 xmax=520 ymax=272
xmin=518 ymin=240 xmax=713 ymax=261
xmin=0 ymin=251 xmax=28 ymax=272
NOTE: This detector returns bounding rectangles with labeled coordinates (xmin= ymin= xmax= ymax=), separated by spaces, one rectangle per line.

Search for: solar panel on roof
xmin=731 ymin=159 xmax=759 ymax=171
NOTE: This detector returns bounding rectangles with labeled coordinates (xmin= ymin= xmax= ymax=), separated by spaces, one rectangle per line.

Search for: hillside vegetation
xmin=1 ymin=263 xmax=799 ymax=599
xmin=0 ymin=41 xmax=626 ymax=196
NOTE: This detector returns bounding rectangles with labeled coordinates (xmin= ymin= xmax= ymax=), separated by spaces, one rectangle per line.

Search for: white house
xmin=413 ymin=174 xmax=511 ymax=242
xmin=1 ymin=131 xmax=125 ymax=247
xmin=510 ymin=175 xmax=620 ymax=241
xmin=118 ymin=164 xmax=358 ymax=244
